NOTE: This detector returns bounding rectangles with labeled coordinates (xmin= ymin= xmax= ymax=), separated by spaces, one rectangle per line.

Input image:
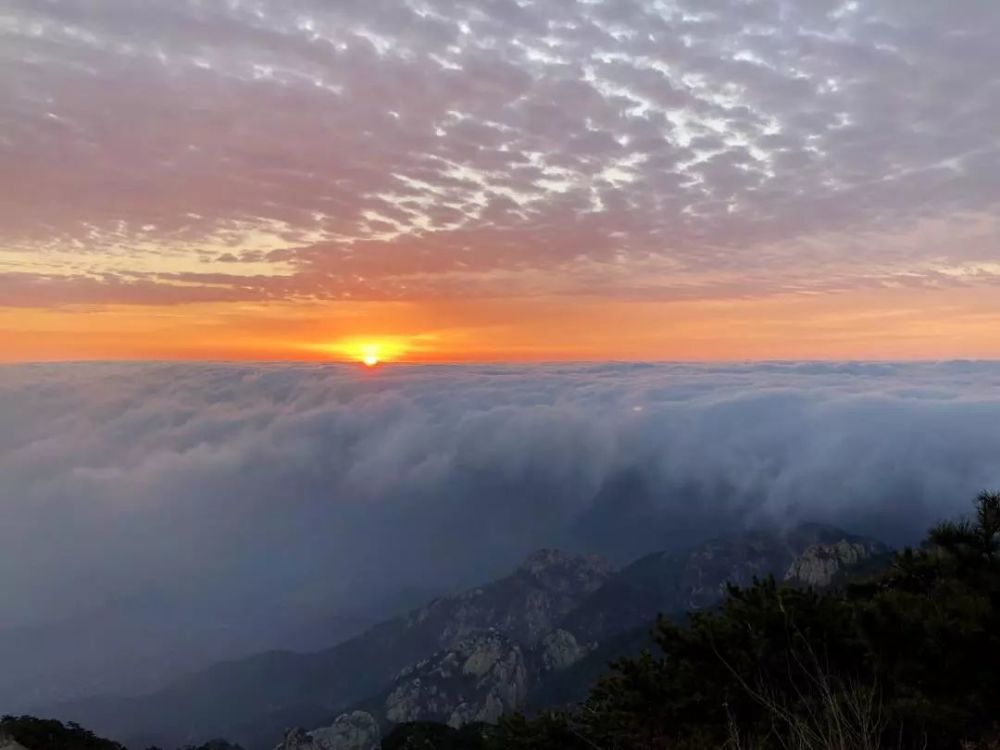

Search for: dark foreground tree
xmin=181 ymin=740 xmax=246 ymax=750
xmin=0 ymin=715 xmax=126 ymax=750
xmin=381 ymin=721 xmax=492 ymax=750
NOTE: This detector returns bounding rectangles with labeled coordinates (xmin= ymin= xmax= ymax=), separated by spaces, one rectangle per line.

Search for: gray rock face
xmin=0 ymin=735 xmax=30 ymax=750
xmin=517 ymin=550 xmax=613 ymax=595
xmin=382 ymin=631 xmax=529 ymax=728
xmin=408 ymin=549 xmax=613 ymax=649
xmin=276 ymin=712 xmax=380 ymax=750
xmin=784 ymin=540 xmax=885 ymax=587
xmin=351 ymin=557 xmax=605 ymax=733
xmin=277 ymin=728 xmax=313 ymax=750
xmin=328 ymin=623 xmax=587 ymax=736
xmin=561 ymin=523 xmax=890 ymax=643
xmin=681 ymin=532 xmax=793 ymax=610
xmin=539 ymin=629 xmax=586 ymax=673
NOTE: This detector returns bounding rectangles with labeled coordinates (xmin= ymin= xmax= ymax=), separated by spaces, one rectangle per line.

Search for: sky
xmin=3 ymin=360 xmax=1000 ymax=708
xmin=2 ymin=0 xmax=999 ymax=361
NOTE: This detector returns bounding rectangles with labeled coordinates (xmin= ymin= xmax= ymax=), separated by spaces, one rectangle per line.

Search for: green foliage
xmin=381 ymin=721 xmax=491 ymax=750
xmin=564 ymin=581 xmax=868 ymax=749
xmin=850 ymin=491 xmax=1000 ymax=743
xmin=0 ymin=716 xmax=244 ymax=750
xmin=180 ymin=740 xmax=245 ymax=750
xmin=379 ymin=714 xmax=592 ymax=750
xmin=489 ymin=712 xmax=591 ymax=750
xmin=0 ymin=715 xmax=126 ymax=750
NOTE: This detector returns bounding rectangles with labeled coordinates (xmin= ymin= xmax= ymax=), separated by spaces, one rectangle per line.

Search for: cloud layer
xmin=3 ymin=0 xmax=1000 ymax=304
xmin=2 ymin=361 xmax=1000 ymax=705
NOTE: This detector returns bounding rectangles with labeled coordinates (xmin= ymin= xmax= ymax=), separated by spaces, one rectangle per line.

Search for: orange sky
xmin=4 ymin=1 xmax=1000 ymax=363
xmin=3 ymin=286 xmax=998 ymax=364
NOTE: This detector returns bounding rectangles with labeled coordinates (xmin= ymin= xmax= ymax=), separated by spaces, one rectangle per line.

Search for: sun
xmin=313 ymin=336 xmax=410 ymax=365
xmin=361 ymin=344 xmax=380 ymax=367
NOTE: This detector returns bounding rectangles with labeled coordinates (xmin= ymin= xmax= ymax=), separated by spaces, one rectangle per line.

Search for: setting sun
xmin=310 ymin=337 xmax=413 ymax=365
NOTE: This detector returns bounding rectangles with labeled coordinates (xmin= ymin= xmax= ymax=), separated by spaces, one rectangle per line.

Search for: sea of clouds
xmin=2 ymin=361 xmax=1000 ymax=706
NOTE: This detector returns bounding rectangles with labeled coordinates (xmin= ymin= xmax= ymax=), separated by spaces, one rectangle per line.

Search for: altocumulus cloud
xmin=3 ymin=0 xmax=1000 ymax=302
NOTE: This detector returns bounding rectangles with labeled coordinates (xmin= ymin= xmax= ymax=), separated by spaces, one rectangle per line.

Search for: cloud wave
xmin=3 ymin=362 xmax=999 ymax=639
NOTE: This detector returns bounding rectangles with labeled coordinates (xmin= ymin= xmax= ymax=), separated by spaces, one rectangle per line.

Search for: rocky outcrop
xmin=561 ymin=523 xmax=890 ymax=643
xmin=518 ymin=550 xmax=614 ymax=596
xmin=0 ymin=735 xmax=30 ymax=750
xmin=407 ymin=549 xmax=613 ymax=648
xmin=324 ymin=627 xmax=586 ymax=736
xmin=383 ymin=631 xmax=529 ymax=728
xmin=784 ymin=539 xmax=886 ymax=587
xmin=539 ymin=629 xmax=586 ymax=673
xmin=276 ymin=712 xmax=380 ymax=750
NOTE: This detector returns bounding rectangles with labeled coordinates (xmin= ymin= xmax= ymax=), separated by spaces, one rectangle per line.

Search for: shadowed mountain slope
xmin=49 ymin=552 xmax=612 ymax=750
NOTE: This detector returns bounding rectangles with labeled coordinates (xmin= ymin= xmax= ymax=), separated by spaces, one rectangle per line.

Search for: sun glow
xmin=310 ymin=336 xmax=414 ymax=365
xmin=361 ymin=345 xmax=380 ymax=367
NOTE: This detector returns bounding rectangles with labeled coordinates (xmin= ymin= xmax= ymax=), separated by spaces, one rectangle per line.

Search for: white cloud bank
xmin=1 ymin=362 xmax=999 ymax=703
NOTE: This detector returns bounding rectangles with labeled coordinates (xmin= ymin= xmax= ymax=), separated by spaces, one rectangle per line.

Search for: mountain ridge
xmin=278 ymin=523 xmax=890 ymax=750
xmin=44 ymin=524 xmax=888 ymax=750
xmin=47 ymin=549 xmax=614 ymax=750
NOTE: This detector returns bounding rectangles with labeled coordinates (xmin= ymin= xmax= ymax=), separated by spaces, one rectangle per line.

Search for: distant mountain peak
xmin=383 ymin=630 xmax=528 ymax=728
xmin=784 ymin=539 xmax=889 ymax=587
xmin=560 ymin=524 xmax=890 ymax=644
xmin=278 ymin=712 xmax=380 ymax=750
xmin=516 ymin=548 xmax=614 ymax=582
